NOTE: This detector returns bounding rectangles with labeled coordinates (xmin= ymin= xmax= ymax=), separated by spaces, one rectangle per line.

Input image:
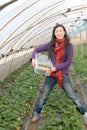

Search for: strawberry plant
xmin=73 ymin=44 xmax=87 ymax=84
xmin=0 ymin=62 xmax=42 ymax=130
xmin=38 ymin=88 xmax=83 ymax=130
xmin=0 ymin=50 xmax=85 ymax=130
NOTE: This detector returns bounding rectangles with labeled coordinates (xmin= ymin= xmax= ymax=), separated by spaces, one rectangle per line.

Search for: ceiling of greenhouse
xmin=0 ymin=0 xmax=87 ymax=58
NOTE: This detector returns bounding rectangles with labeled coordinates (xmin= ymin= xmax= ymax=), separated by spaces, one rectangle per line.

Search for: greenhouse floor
xmin=22 ymin=77 xmax=87 ymax=130
xmin=0 ymin=63 xmax=87 ymax=130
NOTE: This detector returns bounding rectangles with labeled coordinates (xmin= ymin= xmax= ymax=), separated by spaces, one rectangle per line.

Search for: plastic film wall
xmin=0 ymin=0 xmax=87 ymax=81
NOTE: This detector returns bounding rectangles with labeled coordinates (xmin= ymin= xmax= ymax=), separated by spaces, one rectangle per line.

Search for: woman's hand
xmin=32 ymin=59 xmax=36 ymax=67
xmin=46 ymin=67 xmax=56 ymax=75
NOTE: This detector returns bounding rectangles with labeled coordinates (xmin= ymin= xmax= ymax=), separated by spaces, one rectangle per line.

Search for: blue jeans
xmin=35 ymin=75 xmax=86 ymax=115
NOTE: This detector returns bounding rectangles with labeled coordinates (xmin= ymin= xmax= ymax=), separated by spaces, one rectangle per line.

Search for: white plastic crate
xmin=34 ymin=53 xmax=53 ymax=75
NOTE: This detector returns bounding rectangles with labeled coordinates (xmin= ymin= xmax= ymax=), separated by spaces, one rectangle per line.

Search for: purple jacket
xmin=30 ymin=42 xmax=74 ymax=75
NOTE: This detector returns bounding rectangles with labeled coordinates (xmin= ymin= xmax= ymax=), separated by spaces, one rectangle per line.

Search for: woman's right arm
xmin=30 ymin=43 xmax=49 ymax=62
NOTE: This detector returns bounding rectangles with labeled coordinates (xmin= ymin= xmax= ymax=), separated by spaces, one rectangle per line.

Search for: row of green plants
xmin=0 ymin=44 xmax=86 ymax=130
xmin=0 ymin=62 xmax=83 ymax=130
xmin=73 ymin=44 xmax=87 ymax=84
xmin=38 ymin=87 xmax=82 ymax=130
xmin=0 ymin=63 xmax=42 ymax=130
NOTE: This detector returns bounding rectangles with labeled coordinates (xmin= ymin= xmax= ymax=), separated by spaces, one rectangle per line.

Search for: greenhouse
xmin=0 ymin=0 xmax=87 ymax=130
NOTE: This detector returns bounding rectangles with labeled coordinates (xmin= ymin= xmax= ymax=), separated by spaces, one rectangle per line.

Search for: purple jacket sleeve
xmin=30 ymin=43 xmax=49 ymax=61
xmin=55 ymin=44 xmax=74 ymax=70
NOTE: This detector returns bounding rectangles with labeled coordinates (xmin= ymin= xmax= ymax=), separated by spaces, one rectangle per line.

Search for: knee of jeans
xmin=41 ymin=90 xmax=49 ymax=101
xmin=74 ymin=99 xmax=84 ymax=107
xmin=39 ymin=94 xmax=48 ymax=106
xmin=43 ymin=85 xmax=50 ymax=95
xmin=68 ymin=93 xmax=76 ymax=99
xmin=65 ymin=91 xmax=78 ymax=103
xmin=39 ymin=85 xmax=50 ymax=104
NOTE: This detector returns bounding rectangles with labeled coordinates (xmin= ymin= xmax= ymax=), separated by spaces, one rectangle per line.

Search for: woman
xmin=30 ymin=24 xmax=87 ymax=124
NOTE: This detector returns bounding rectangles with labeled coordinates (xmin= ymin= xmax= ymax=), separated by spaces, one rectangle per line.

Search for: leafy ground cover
xmin=73 ymin=44 xmax=87 ymax=84
xmin=38 ymin=87 xmax=83 ymax=130
xmin=0 ymin=63 xmax=42 ymax=130
xmin=0 ymin=61 xmax=83 ymax=130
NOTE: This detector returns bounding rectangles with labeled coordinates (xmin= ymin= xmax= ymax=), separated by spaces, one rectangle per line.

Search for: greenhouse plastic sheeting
xmin=0 ymin=0 xmax=87 ymax=80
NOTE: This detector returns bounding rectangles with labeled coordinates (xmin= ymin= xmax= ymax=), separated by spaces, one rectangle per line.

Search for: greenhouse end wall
xmin=0 ymin=50 xmax=32 ymax=81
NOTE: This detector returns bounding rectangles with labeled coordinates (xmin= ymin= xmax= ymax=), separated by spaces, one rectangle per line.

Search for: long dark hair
xmin=48 ymin=23 xmax=70 ymax=60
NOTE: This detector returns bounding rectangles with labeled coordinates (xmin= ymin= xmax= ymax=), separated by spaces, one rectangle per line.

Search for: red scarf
xmin=51 ymin=38 xmax=65 ymax=89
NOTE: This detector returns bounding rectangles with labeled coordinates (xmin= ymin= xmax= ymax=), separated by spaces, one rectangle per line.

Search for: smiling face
xmin=54 ymin=26 xmax=65 ymax=39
